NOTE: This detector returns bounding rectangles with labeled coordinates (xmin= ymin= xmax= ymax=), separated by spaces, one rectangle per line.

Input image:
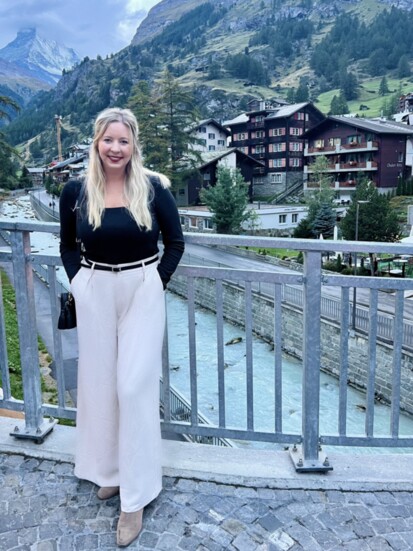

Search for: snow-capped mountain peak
xmin=0 ymin=28 xmax=80 ymax=85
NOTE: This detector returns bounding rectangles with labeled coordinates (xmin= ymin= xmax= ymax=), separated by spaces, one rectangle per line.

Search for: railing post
xmin=9 ymin=229 xmax=56 ymax=442
xmin=290 ymin=250 xmax=333 ymax=472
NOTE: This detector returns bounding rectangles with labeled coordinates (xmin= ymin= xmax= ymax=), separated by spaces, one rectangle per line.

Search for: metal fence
xmin=1 ymin=220 xmax=413 ymax=472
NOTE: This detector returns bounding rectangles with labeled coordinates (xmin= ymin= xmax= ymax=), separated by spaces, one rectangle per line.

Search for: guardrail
xmin=1 ymin=220 xmax=413 ymax=473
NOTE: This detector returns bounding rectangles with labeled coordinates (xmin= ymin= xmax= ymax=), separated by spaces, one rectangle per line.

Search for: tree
xmin=200 ymin=167 xmax=252 ymax=234
xmin=340 ymin=179 xmax=399 ymax=274
xmin=329 ymin=91 xmax=349 ymax=115
xmin=312 ymin=202 xmax=336 ymax=238
xmin=128 ymin=81 xmax=170 ymax=176
xmin=398 ymin=55 xmax=411 ymax=78
xmin=295 ymin=79 xmax=309 ymax=102
xmin=0 ymin=95 xmax=20 ymax=189
xmin=155 ymin=70 xmax=202 ymax=189
xmin=295 ymin=156 xmax=336 ymax=239
xmin=381 ymin=91 xmax=399 ymax=119
xmin=340 ymin=71 xmax=358 ymax=100
xmin=340 ymin=180 xmax=399 ymax=242
xmin=129 ymin=72 xmax=201 ymax=190
xmin=18 ymin=166 xmax=32 ymax=189
xmin=378 ymin=76 xmax=390 ymax=96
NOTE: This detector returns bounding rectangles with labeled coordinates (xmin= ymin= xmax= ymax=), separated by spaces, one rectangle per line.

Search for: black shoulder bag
xmin=58 ymin=184 xmax=86 ymax=330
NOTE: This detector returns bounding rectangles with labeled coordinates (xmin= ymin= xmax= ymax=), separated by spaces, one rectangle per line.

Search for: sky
xmin=0 ymin=0 xmax=160 ymax=59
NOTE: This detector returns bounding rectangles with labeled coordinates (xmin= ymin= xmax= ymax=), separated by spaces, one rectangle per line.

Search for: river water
xmin=2 ymin=194 xmax=413 ymax=453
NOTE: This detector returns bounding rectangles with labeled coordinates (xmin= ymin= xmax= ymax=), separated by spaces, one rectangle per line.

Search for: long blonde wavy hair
xmin=86 ymin=107 xmax=170 ymax=230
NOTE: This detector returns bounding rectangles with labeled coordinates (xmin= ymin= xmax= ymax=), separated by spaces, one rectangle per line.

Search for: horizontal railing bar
xmin=321 ymin=435 xmax=413 ymax=447
xmin=175 ymin=264 xmax=302 ymax=282
xmin=41 ymin=405 xmax=77 ymax=420
xmin=160 ymin=422 xmax=302 ymax=444
xmin=1 ymin=218 xmax=412 ymax=255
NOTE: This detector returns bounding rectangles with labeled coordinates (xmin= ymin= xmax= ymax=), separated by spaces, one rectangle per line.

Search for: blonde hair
xmin=86 ymin=107 xmax=170 ymax=230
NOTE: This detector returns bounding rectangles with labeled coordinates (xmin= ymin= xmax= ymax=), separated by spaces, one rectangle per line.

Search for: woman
xmin=59 ymin=107 xmax=185 ymax=547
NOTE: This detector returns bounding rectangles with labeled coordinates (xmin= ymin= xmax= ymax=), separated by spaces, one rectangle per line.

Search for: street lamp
xmin=352 ymin=200 xmax=370 ymax=330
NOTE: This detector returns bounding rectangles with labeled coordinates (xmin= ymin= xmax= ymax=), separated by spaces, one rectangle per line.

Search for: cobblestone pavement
xmin=1 ymin=453 xmax=413 ymax=550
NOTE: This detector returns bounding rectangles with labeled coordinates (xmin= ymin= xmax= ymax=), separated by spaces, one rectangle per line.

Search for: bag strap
xmin=74 ymin=182 xmax=86 ymax=256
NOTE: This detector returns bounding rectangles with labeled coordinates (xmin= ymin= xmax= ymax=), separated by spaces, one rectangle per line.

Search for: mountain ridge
xmin=0 ymin=27 xmax=80 ymax=106
xmin=5 ymin=0 xmax=413 ymax=162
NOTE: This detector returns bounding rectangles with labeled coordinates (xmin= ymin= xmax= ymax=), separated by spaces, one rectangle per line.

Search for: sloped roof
xmin=266 ymin=102 xmax=310 ymax=119
xmin=307 ymin=115 xmax=413 ymax=136
xmin=198 ymin=147 xmax=264 ymax=169
xmin=223 ymin=113 xmax=249 ymax=126
xmin=196 ymin=118 xmax=231 ymax=136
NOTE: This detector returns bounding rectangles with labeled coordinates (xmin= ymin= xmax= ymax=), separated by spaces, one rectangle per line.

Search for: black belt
xmin=81 ymin=255 xmax=158 ymax=272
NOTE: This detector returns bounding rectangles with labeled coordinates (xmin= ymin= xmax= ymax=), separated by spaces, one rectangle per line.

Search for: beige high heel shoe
xmin=97 ymin=486 xmax=119 ymax=500
xmin=117 ymin=509 xmax=143 ymax=547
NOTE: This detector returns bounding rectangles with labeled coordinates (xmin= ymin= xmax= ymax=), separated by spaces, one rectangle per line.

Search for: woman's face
xmin=98 ymin=121 xmax=133 ymax=175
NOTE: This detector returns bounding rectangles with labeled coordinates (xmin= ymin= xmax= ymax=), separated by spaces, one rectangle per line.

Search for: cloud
xmin=0 ymin=0 xmax=160 ymax=59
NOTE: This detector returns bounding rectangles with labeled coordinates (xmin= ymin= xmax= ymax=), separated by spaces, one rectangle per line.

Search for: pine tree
xmin=398 ymin=55 xmax=411 ymax=78
xmin=312 ymin=202 xmax=336 ymax=238
xmin=340 ymin=179 xmax=399 ymax=243
xmin=200 ymin=167 xmax=252 ymax=234
xmin=128 ymin=81 xmax=170 ymax=176
xmin=156 ymin=70 xmax=202 ymax=189
xmin=378 ymin=76 xmax=390 ymax=96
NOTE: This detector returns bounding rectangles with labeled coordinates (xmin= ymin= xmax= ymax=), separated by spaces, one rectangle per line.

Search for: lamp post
xmin=352 ymin=200 xmax=370 ymax=330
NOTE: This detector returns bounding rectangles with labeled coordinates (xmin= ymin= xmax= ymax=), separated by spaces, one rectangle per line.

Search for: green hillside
xmin=5 ymin=0 xmax=413 ymax=160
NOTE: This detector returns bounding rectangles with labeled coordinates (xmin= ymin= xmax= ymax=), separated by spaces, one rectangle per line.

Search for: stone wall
xmin=168 ymin=274 xmax=413 ymax=416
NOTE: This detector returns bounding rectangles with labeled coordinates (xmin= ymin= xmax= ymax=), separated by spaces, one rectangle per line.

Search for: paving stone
xmin=258 ymin=512 xmax=284 ymax=532
xmin=232 ymin=530 xmax=261 ymax=551
xmin=0 ymin=453 xmax=413 ymax=550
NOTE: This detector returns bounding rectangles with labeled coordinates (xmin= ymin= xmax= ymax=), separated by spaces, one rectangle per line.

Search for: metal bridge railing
xmin=1 ymin=220 xmax=413 ymax=473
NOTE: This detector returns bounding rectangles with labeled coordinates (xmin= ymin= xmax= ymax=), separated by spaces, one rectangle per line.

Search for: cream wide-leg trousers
xmin=70 ymin=260 xmax=165 ymax=512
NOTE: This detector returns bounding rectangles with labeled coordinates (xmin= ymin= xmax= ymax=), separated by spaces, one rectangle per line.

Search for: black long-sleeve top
xmin=59 ymin=178 xmax=185 ymax=287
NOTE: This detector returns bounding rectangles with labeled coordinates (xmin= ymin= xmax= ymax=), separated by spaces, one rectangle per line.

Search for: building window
xmin=179 ymin=215 xmax=186 ymax=226
xmin=279 ymin=214 xmax=287 ymax=224
xmin=190 ymin=217 xmax=198 ymax=228
xmin=208 ymin=133 xmax=216 ymax=139
xmin=270 ymin=127 xmax=286 ymax=136
xmin=290 ymin=158 xmax=301 ymax=167
xmin=290 ymin=127 xmax=303 ymax=136
xmin=294 ymin=112 xmax=305 ymax=120
xmin=292 ymin=213 xmax=298 ymax=223
xmin=199 ymin=138 xmax=206 ymax=146
xmin=209 ymin=145 xmax=216 ymax=151
xmin=314 ymin=139 xmax=324 ymax=149
xmin=203 ymin=172 xmax=211 ymax=181
xmin=270 ymin=142 xmax=286 ymax=153
xmin=289 ymin=142 xmax=302 ymax=152
xmin=270 ymin=173 xmax=283 ymax=184
xmin=178 ymin=188 xmax=185 ymax=195
xmin=271 ymin=158 xmax=286 ymax=168
xmin=237 ymin=132 xmax=246 ymax=140
xmin=253 ymin=145 xmax=265 ymax=154
xmin=347 ymin=135 xmax=361 ymax=144
xmin=254 ymin=130 xmax=265 ymax=138
xmin=253 ymin=177 xmax=265 ymax=185
xmin=217 ymin=139 xmax=225 ymax=146
xmin=204 ymin=219 xmax=214 ymax=230
xmin=200 ymin=126 xmax=207 ymax=133
xmin=398 ymin=151 xmax=404 ymax=163
xmin=329 ymin=137 xmax=341 ymax=146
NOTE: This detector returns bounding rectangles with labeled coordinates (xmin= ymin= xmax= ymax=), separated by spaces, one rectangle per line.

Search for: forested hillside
xmin=5 ymin=0 xmax=413 ymax=163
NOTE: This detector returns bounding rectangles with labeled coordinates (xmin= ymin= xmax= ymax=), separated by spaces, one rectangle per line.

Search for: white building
xmin=191 ymin=119 xmax=230 ymax=153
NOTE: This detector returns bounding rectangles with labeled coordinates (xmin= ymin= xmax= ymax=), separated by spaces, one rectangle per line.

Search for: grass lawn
xmin=0 ymin=269 xmax=58 ymax=404
xmin=315 ymin=76 xmax=413 ymax=117
xmin=243 ymin=247 xmax=300 ymax=259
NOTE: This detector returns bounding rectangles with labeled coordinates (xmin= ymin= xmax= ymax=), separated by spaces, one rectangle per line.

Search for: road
xmin=182 ymin=242 xmax=413 ymax=322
